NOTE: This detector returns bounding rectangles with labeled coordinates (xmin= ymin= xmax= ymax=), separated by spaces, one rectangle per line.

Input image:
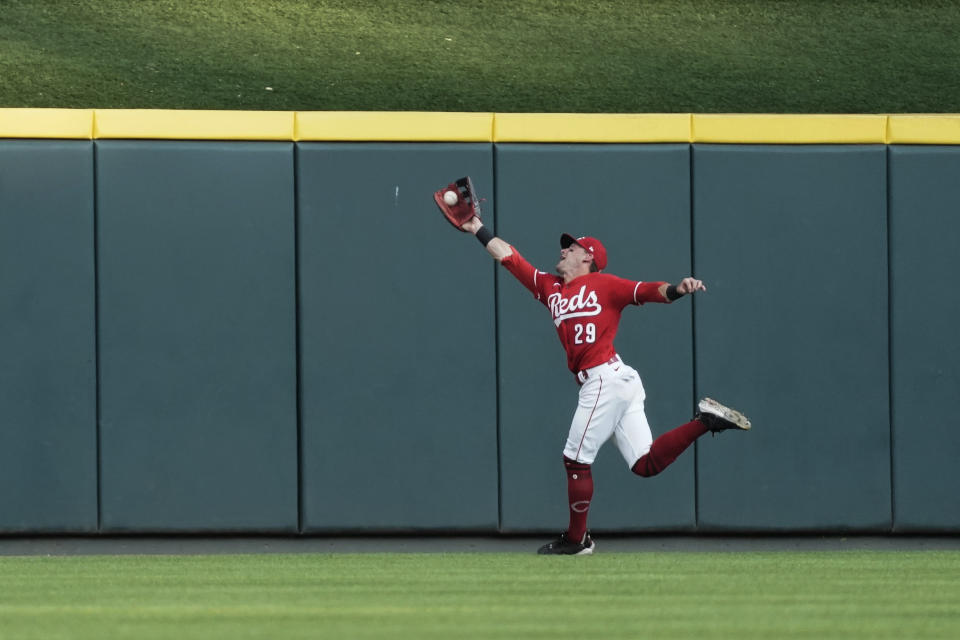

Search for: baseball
xmin=443 ymin=190 xmax=459 ymax=206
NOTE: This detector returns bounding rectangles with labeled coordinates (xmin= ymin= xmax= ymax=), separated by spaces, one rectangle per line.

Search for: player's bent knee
xmin=631 ymin=453 xmax=661 ymax=477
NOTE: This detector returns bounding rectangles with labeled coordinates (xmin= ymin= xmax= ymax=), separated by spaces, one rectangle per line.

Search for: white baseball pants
xmin=563 ymin=357 xmax=653 ymax=466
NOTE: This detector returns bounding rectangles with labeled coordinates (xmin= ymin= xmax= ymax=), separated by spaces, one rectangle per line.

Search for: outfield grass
xmin=1 ymin=0 xmax=959 ymax=112
xmin=1 ymin=551 xmax=958 ymax=639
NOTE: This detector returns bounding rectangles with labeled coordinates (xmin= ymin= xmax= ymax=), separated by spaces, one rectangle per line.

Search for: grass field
xmin=2 ymin=0 xmax=959 ymax=112
xmin=1 ymin=551 xmax=958 ymax=639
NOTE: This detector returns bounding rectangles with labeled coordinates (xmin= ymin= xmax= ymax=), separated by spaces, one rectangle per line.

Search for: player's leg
xmin=537 ymin=459 xmax=596 ymax=554
xmin=617 ymin=394 xmax=750 ymax=477
xmin=561 ymin=373 xmax=625 ymax=466
xmin=562 ymin=455 xmax=593 ymax=545
xmin=612 ymin=382 xmax=665 ymax=472
xmin=629 ymin=417 xmax=707 ymax=477
xmin=611 ymin=368 xmax=704 ymax=476
xmin=539 ymin=373 xmax=626 ymax=555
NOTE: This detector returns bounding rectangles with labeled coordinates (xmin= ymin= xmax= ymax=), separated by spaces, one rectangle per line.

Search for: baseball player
xmin=458 ymin=211 xmax=752 ymax=555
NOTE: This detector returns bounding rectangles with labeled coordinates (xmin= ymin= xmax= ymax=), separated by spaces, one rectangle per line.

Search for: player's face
xmin=556 ymin=244 xmax=591 ymax=274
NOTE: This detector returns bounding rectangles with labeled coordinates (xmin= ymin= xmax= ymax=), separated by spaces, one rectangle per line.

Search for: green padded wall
xmin=495 ymin=144 xmax=695 ymax=533
xmin=889 ymin=146 xmax=960 ymax=531
xmin=694 ymin=145 xmax=891 ymax=530
xmin=97 ymin=141 xmax=297 ymax=532
xmin=0 ymin=141 xmax=97 ymax=532
xmin=297 ymin=143 xmax=498 ymax=531
xmin=4 ymin=135 xmax=960 ymax=535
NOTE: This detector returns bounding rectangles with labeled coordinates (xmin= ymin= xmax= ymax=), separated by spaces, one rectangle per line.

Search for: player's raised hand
xmin=677 ymin=277 xmax=706 ymax=294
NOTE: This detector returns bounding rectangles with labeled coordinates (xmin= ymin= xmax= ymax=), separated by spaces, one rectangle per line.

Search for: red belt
xmin=575 ymin=355 xmax=620 ymax=385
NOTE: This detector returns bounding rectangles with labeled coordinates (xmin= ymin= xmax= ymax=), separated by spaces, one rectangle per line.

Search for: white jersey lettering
xmin=548 ymin=285 xmax=603 ymax=327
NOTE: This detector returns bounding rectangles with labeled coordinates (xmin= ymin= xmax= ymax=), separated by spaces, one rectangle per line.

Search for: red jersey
xmin=502 ymin=248 xmax=669 ymax=373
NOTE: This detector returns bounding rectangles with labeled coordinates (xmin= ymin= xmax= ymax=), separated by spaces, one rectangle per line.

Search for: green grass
xmin=1 ymin=551 xmax=958 ymax=639
xmin=1 ymin=0 xmax=959 ymax=112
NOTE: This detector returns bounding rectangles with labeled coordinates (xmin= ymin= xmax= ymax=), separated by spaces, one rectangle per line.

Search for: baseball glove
xmin=434 ymin=176 xmax=482 ymax=232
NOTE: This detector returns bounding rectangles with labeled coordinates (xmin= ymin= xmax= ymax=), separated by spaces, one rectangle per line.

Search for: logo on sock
xmin=570 ymin=500 xmax=591 ymax=513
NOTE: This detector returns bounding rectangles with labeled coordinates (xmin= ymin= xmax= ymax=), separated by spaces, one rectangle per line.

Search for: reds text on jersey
xmin=502 ymin=249 xmax=668 ymax=373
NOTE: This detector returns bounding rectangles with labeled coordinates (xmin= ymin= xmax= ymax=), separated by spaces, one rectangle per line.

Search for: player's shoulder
xmin=588 ymin=272 xmax=644 ymax=300
xmin=592 ymin=272 xmax=624 ymax=280
xmin=591 ymin=272 xmax=638 ymax=287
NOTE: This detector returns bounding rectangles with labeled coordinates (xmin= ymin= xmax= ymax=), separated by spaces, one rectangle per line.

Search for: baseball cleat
xmin=537 ymin=531 xmax=595 ymax=555
xmin=696 ymin=397 xmax=752 ymax=433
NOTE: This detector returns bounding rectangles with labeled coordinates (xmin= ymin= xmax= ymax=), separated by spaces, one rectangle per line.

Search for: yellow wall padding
xmin=295 ymin=111 xmax=493 ymax=141
xmin=493 ymin=113 xmax=691 ymax=142
xmin=0 ymin=108 xmax=94 ymax=139
xmin=887 ymin=115 xmax=960 ymax=144
xmin=692 ymin=114 xmax=888 ymax=144
xmin=4 ymin=109 xmax=960 ymax=145
xmin=93 ymin=109 xmax=295 ymax=140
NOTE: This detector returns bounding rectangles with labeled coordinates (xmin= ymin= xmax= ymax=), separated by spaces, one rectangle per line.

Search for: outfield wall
xmin=1 ymin=110 xmax=958 ymax=534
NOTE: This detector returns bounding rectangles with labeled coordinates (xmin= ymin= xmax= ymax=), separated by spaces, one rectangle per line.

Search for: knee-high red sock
xmin=632 ymin=419 xmax=708 ymax=477
xmin=564 ymin=457 xmax=593 ymax=542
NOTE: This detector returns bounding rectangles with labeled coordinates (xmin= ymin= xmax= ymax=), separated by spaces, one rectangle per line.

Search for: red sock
xmin=632 ymin=419 xmax=708 ymax=477
xmin=564 ymin=457 xmax=593 ymax=543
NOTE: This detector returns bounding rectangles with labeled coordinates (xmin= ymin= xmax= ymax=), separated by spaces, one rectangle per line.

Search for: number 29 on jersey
xmin=574 ymin=322 xmax=596 ymax=344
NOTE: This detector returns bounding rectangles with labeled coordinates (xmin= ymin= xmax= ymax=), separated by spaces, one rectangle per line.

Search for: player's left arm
xmin=632 ymin=277 xmax=706 ymax=304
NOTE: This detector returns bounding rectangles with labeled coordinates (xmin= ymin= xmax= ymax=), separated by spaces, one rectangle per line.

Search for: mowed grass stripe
xmin=1 ymin=552 xmax=958 ymax=639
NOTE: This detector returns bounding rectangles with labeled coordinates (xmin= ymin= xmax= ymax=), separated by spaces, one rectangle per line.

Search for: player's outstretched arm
xmin=462 ymin=216 xmax=513 ymax=261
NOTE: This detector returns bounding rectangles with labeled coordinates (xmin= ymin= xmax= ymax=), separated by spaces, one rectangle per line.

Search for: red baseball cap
xmin=561 ymin=233 xmax=607 ymax=270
